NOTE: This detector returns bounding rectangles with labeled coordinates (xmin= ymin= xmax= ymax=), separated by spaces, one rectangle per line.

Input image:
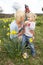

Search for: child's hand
xmin=32 ymin=36 xmax=35 ymax=41
xmin=25 ymin=21 xmax=29 ymax=26
xmin=25 ymin=21 xmax=30 ymax=27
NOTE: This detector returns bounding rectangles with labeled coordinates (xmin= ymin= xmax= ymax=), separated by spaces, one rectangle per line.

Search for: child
xmin=10 ymin=10 xmax=25 ymax=40
xmin=22 ymin=12 xmax=37 ymax=57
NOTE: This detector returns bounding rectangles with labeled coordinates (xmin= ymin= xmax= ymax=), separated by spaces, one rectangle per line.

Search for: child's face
xmin=28 ymin=17 xmax=33 ymax=22
xmin=27 ymin=13 xmax=37 ymax=22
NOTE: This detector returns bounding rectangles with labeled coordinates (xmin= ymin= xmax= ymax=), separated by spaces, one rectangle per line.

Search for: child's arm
xmin=18 ymin=26 xmax=24 ymax=33
xmin=30 ymin=30 xmax=35 ymax=41
xmin=30 ymin=30 xmax=35 ymax=36
xmin=18 ymin=30 xmax=25 ymax=37
xmin=18 ymin=21 xmax=29 ymax=33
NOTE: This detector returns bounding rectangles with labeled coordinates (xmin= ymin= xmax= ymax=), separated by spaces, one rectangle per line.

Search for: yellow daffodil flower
xmin=6 ymin=32 xmax=10 ymax=36
xmin=8 ymin=24 xmax=10 ymax=27
xmin=3 ymin=25 xmax=6 ymax=28
xmin=7 ymin=28 xmax=10 ymax=31
xmin=0 ymin=40 xmax=1 ymax=43
xmin=10 ymin=30 xmax=17 ymax=35
xmin=29 ymin=38 xmax=33 ymax=43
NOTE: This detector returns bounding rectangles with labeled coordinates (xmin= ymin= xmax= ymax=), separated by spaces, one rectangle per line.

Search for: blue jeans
xmin=22 ymin=34 xmax=36 ymax=56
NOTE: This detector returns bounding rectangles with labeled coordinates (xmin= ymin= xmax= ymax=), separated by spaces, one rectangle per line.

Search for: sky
xmin=0 ymin=0 xmax=43 ymax=14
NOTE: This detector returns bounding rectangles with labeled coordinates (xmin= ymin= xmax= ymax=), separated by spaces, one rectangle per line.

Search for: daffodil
xmin=6 ymin=32 xmax=10 ymax=36
xmin=3 ymin=19 xmax=7 ymax=23
xmin=10 ymin=30 xmax=17 ymax=35
xmin=29 ymin=38 xmax=33 ymax=43
xmin=5 ymin=19 xmax=9 ymax=22
xmin=3 ymin=25 xmax=6 ymax=28
xmin=0 ymin=18 xmax=1 ymax=20
xmin=8 ymin=24 xmax=10 ymax=27
xmin=0 ymin=40 xmax=1 ymax=43
xmin=7 ymin=28 xmax=10 ymax=31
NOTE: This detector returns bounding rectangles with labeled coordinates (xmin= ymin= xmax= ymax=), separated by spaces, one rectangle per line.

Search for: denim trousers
xmin=21 ymin=34 xmax=36 ymax=56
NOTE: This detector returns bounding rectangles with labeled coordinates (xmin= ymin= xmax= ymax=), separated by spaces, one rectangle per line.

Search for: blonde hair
xmin=27 ymin=12 xmax=37 ymax=21
xmin=15 ymin=10 xmax=25 ymax=22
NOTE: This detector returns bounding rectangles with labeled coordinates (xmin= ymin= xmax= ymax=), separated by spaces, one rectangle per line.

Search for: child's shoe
xmin=22 ymin=52 xmax=29 ymax=59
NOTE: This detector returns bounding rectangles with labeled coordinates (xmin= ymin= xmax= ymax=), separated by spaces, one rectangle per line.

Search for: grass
xmin=0 ymin=15 xmax=43 ymax=65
